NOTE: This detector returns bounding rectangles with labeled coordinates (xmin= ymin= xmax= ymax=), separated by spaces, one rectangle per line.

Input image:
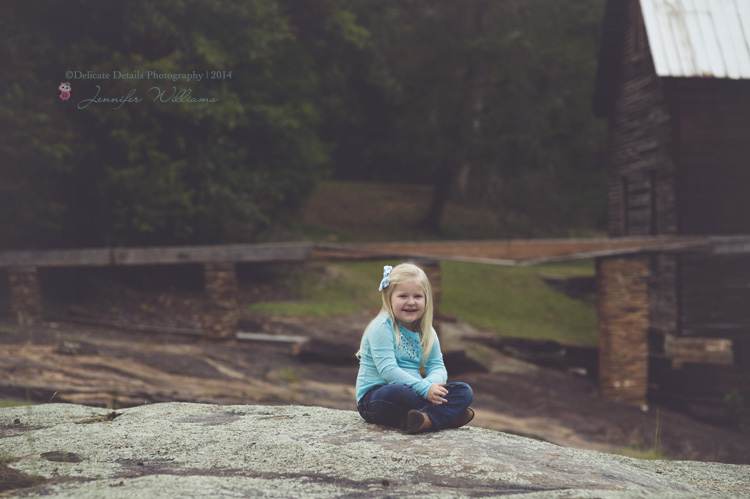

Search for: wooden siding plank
xmin=679 ymin=253 xmax=750 ymax=338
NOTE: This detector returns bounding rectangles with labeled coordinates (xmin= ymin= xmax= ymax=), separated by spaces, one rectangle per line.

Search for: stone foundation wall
xmin=9 ymin=266 xmax=42 ymax=325
xmin=202 ymin=263 xmax=239 ymax=339
xmin=597 ymin=256 xmax=650 ymax=407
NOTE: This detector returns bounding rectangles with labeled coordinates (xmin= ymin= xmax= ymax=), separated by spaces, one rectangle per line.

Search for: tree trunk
xmin=416 ymin=163 xmax=454 ymax=233
xmin=417 ymin=5 xmax=485 ymax=234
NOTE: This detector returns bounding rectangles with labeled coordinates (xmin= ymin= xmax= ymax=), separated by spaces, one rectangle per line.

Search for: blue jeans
xmin=357 ymin=382 xmax=473 ymax=431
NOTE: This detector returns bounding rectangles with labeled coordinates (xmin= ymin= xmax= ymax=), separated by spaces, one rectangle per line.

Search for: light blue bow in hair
xmin=378 ymin=265 xmax=393 ymax=291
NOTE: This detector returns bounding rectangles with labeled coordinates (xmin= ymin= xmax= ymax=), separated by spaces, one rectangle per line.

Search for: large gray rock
xmin=1 ymin=403 xmax=748 ymax=498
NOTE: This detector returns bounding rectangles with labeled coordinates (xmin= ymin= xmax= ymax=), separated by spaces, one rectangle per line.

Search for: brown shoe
xmin=447 ymin=408 xmax=475 ymax=429
xmin=406 ymin=410 xmax=434 ymax=434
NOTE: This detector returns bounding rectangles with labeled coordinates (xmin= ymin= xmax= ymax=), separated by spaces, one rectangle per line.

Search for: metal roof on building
xmin=641 ymin=0 xmax=750 ymax=79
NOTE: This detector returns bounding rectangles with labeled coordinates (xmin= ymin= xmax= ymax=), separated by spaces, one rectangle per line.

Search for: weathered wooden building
xmin=594 ymin=0 xmax=750 ymax=416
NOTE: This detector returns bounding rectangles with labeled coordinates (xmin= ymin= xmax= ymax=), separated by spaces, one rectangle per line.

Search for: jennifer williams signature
xmin=77 ymin=85 xmax=219 ymax=110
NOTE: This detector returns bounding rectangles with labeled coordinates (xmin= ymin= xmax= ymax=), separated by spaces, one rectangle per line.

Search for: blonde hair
xmin=357 ymin=262 xmax=436 ymax=366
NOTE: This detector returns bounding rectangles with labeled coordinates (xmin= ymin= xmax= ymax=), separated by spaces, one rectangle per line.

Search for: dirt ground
xmin=2 ymin=285 xmax=750 ymax=466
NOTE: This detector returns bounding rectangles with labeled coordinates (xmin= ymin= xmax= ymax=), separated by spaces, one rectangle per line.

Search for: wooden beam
xmin=3 ymin=236 xmax=742 ymax=269
xmin=44 ymin=316 xmax=203 ymax=336
xmin=314 ymin=244 xmax=519 ymax=266
xmin=315 ymin=237 xmax=712 ymax=267
xmin=0 ymin=248 xmax=113 ymax=267
xmin=236 ymin=332 xmax=308 ymax=344
xmin=709 ymin=236 xmax=750 ymax=255
xmin=515 ymin=239 xmax=712 ymax=266
xmin=0 ymin=242 xmax=313 ymax=268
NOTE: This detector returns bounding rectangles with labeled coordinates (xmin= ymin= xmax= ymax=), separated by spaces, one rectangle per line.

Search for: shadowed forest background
xmin=1 ymin=0 xmax=607 ymax=250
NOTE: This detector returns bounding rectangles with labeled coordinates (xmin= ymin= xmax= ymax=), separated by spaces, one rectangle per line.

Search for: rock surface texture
xmin=1 ymin=403 xmax=749 ymax=498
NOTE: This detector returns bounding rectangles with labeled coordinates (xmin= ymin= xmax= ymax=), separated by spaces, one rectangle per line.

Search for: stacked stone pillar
xmin=9 ymin=266 xmax=43 ymax=325
xmin=202 ymin=262 xmax=239 ymax=339
xmin=596 ymin=256 xmax=650 ymax=407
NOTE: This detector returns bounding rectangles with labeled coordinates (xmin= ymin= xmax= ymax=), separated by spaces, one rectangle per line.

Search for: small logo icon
xmin=56 ymin=82 xmax=74 ymax=101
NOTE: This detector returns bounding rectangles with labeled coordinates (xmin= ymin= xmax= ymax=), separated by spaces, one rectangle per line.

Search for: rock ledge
xmin=2 ymin=403 xmax=749 ymax=498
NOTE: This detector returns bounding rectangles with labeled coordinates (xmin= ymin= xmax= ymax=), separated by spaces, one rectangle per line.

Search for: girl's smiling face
xmin=390 ymin=280 xmax=426 ymax=330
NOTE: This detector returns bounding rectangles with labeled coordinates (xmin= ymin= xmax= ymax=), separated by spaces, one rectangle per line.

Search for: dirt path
xmin=2 ymin=313 xmax=749 ymax=465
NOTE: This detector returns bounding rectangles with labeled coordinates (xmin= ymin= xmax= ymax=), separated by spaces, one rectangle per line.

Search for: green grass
xmin=618 ymin=411 xmax=672 ymax=460
xmin=0 ymin=399 xmax=31 ymax=408
xmin=276 ymin=180 xmax=605 ymax=243
xmin=247 ymin=259 xmax=598 ymax=346
xmin=249 ymin=300 xmax=365 ymax=318
xmin=257 ymin=179 xmax=601 ymax=344
xmin=442 ymin=260 xmax=598 ymax=346
xmin=246 ymin=262 xmax=384 ymax=318
xmin=275 ymin=181 xmax=434 ymax=243
xmin=618 ymin=447 xmax=670 ymax=460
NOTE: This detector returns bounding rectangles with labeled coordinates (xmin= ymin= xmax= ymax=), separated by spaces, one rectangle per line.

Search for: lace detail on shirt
xmin=399 ymin=332 xmax=422 ymax=361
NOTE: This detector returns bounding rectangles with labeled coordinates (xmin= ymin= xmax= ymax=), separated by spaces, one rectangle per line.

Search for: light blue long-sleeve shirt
xmin=355 ymin=313 xmax=448 ymax=403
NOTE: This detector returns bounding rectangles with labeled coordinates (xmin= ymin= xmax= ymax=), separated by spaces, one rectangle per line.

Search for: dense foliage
xmin=1 ymin=0 xmax=326 ymax=248
xmin=306 ymin=0 xmax=608 ymax=233
xmin=1 ymin=0 xmax=606 ymax=249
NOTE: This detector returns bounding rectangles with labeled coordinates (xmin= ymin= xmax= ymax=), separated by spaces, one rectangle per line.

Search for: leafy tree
xmin=293 ymin=0 xmax=608 ymax=235
xmin=1 ymin=0 xmax=327 ymax=249
xmin=2 ymin=0 xmax=609 ymax=248
xmin=278 ymin=0 xmax=398 ymax=182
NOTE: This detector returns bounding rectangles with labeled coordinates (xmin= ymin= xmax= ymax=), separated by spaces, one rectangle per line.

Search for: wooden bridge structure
xmin=2 ymin=236 xmax=749 ymax=408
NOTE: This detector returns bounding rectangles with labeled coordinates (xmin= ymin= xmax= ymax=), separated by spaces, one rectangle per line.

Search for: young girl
xmin=355 ymin=262 xmax=474 ymax=434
